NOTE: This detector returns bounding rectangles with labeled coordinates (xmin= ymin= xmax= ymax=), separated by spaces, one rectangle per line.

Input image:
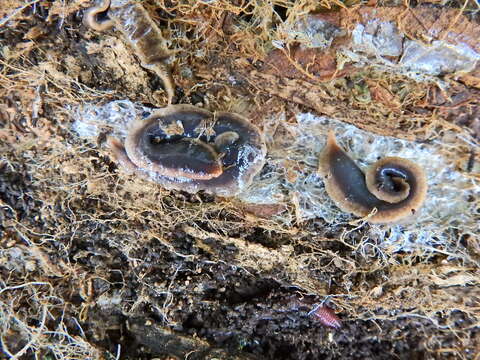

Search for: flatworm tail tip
xmin=326 ymin=130 xmax=337 ymax=146
xmin=154 ymin=66 xmax=175 ymax=105
xmin=107 ymin=136 xmax=138 ymax=174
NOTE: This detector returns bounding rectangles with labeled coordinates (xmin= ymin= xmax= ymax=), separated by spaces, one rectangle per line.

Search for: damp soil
xmin=1 ymin=1 xmax=479 ymax=359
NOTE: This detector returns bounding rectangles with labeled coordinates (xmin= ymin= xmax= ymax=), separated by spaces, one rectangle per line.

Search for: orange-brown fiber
xmin=318 ymin=132 xmax=428 ymax=224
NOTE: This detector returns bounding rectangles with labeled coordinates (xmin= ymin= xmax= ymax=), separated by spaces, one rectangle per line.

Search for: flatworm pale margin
xmin=108 ymin=104 xmax=267 ymax=197
xmin=318 ymin=132 xmax=428 ymax=223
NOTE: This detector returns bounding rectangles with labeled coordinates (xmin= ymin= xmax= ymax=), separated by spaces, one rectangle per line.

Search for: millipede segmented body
xmin=310 ymin=305 xmax=342 ymax=329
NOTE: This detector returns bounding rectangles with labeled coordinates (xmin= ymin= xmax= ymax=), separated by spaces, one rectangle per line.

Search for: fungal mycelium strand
xmin=108 ymin=105 xmax=267 ymax=196
xmin=318 ymin=131 xmax=428 ymax=223
xmin=83 ymin=0 xmax=175 ymax=103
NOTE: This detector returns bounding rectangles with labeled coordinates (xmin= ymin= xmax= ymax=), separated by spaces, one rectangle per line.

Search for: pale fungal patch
xmin=286 ymin=14 xmax=344 ymax=50
xmin=71 ymin=99 xmax=150 ymax=139
xmin=348 ymin=19 xmax=480 ymax=76
xmin=399 ymin=40 xmax=480 ymax=75
xmin=277 ymin=8 xmax=480 ymax=83
xmin=351 ymin=21 xmax=403 ymax=57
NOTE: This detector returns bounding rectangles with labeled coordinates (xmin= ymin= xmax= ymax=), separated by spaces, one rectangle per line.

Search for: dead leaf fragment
xmin=366 ymin=80 xmax=401 ymax=110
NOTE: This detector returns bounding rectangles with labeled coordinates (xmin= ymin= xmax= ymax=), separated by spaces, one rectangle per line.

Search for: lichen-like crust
xmin=83 ymin=0 xmax=175 ymax=103
xmin=318 ymin=131 xmax=428 ymax=223
xmin=110 ymin=105 xmax=267 ymax=197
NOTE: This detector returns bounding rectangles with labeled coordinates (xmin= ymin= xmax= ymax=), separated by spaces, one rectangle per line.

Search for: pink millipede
xmin=309 ymin=304 xmax=342 ymax=329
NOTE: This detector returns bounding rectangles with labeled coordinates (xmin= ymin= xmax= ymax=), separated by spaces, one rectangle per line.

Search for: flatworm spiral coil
xmin=318 ymin=132 xmax=428 ymax=223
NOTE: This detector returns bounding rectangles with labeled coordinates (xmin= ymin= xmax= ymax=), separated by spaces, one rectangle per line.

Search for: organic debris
xmin=1 ymin=0 xmax=479 ymax=359
xmin=254 ymin=6 xmax=480 ymax=141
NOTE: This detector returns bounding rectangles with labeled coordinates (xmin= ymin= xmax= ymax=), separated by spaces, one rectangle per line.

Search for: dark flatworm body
xmin=109 ymin=105 xmax=267 ymax=197
xmin=318 ymin=132 xmax=428 ymax=223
